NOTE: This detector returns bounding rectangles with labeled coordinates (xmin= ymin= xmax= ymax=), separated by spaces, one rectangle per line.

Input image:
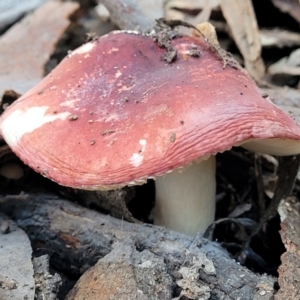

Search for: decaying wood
xmin=68 ymin=188 xmax=140 ymax=224
xmin=33 ymin=255 xmax=62 ymax=300
xmin=276 ymin=197 xmax=300 ymax=300
xmin=0 ymin=1 xmax=79 ymax=98
xmin=66 ymin=241 xmax=175 ymax=300
xmin=0 ymin=194 xmax=276 ymax=299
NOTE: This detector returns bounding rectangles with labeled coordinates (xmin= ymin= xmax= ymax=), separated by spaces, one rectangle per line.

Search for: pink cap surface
xmin=1 ymin=31 xmax=300 ymax=189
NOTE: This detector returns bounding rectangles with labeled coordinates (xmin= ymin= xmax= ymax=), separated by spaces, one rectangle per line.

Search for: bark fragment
xmin=276 ymin=197 xmax=300 ymax=300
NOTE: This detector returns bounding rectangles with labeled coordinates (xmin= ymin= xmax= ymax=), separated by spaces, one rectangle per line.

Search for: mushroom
xmin=1 ymin=31 xmax=300 ymax=236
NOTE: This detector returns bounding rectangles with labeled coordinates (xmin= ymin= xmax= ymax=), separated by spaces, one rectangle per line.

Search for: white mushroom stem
xmin=153 ymin=156 xmax=216 ymax=236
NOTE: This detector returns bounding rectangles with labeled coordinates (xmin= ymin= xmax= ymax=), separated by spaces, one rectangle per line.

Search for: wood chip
xmin=0 ymin=1 xmax=79 ymax=98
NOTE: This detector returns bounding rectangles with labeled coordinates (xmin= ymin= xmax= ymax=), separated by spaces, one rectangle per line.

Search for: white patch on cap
xmin=130 ymin=139 xmax=147 ymax=167
xmin=0 ymin=107 xmax=70 ymax=147
xmin=115 ymin=70 xmax=122 ymax=78
xmin=107 ymin=47 xmax=119 ymax=54
xmin=60 ymin=98 xmax=81 ymax=108
xmin=102 ymin=113 xmax=119 ymax=122
xmin=69 ymin=42 xmax=95 ymax=57
xmin=118 ymin=85 xmax=132 ymax=92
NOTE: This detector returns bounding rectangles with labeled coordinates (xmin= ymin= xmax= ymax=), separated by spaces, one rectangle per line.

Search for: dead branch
xmin=0 ymin=194 xmax=275 ymax=299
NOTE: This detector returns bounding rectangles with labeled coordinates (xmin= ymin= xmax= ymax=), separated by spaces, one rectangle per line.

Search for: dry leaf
xmin=136 ymin=0 xmax=165 ymax=20
xmin=0 ymin=1 xmax=79 ymax=98
xmin=220 ymin=0 xmax=265 ymax=80
xmin=263 ymin=86 xmax=300 ymax=108
xmin=228 ymin=203 xmax=252 ymax=218
xmin=164 ymin=0 xmax=220 ymax=23
xmin=268 ymin=48 xmax=300 ymax=76
xmin=97 ymin=0 xmax=153 ymax=30
xmin=260 ymin=29 xmax=300 ymax=48
xmin=271 ymin=0 xmax=300 ymax=23
xmin=97 ymin=0 xmax=164 ymax=22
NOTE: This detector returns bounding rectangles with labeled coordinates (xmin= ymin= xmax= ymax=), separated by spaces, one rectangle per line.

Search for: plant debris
xmin=151 ymin=18 xmax=182 ymax=63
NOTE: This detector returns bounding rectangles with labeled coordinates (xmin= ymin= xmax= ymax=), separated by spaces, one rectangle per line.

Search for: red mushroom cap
xmin=1 ymin=31 xmax=300 ymax=189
